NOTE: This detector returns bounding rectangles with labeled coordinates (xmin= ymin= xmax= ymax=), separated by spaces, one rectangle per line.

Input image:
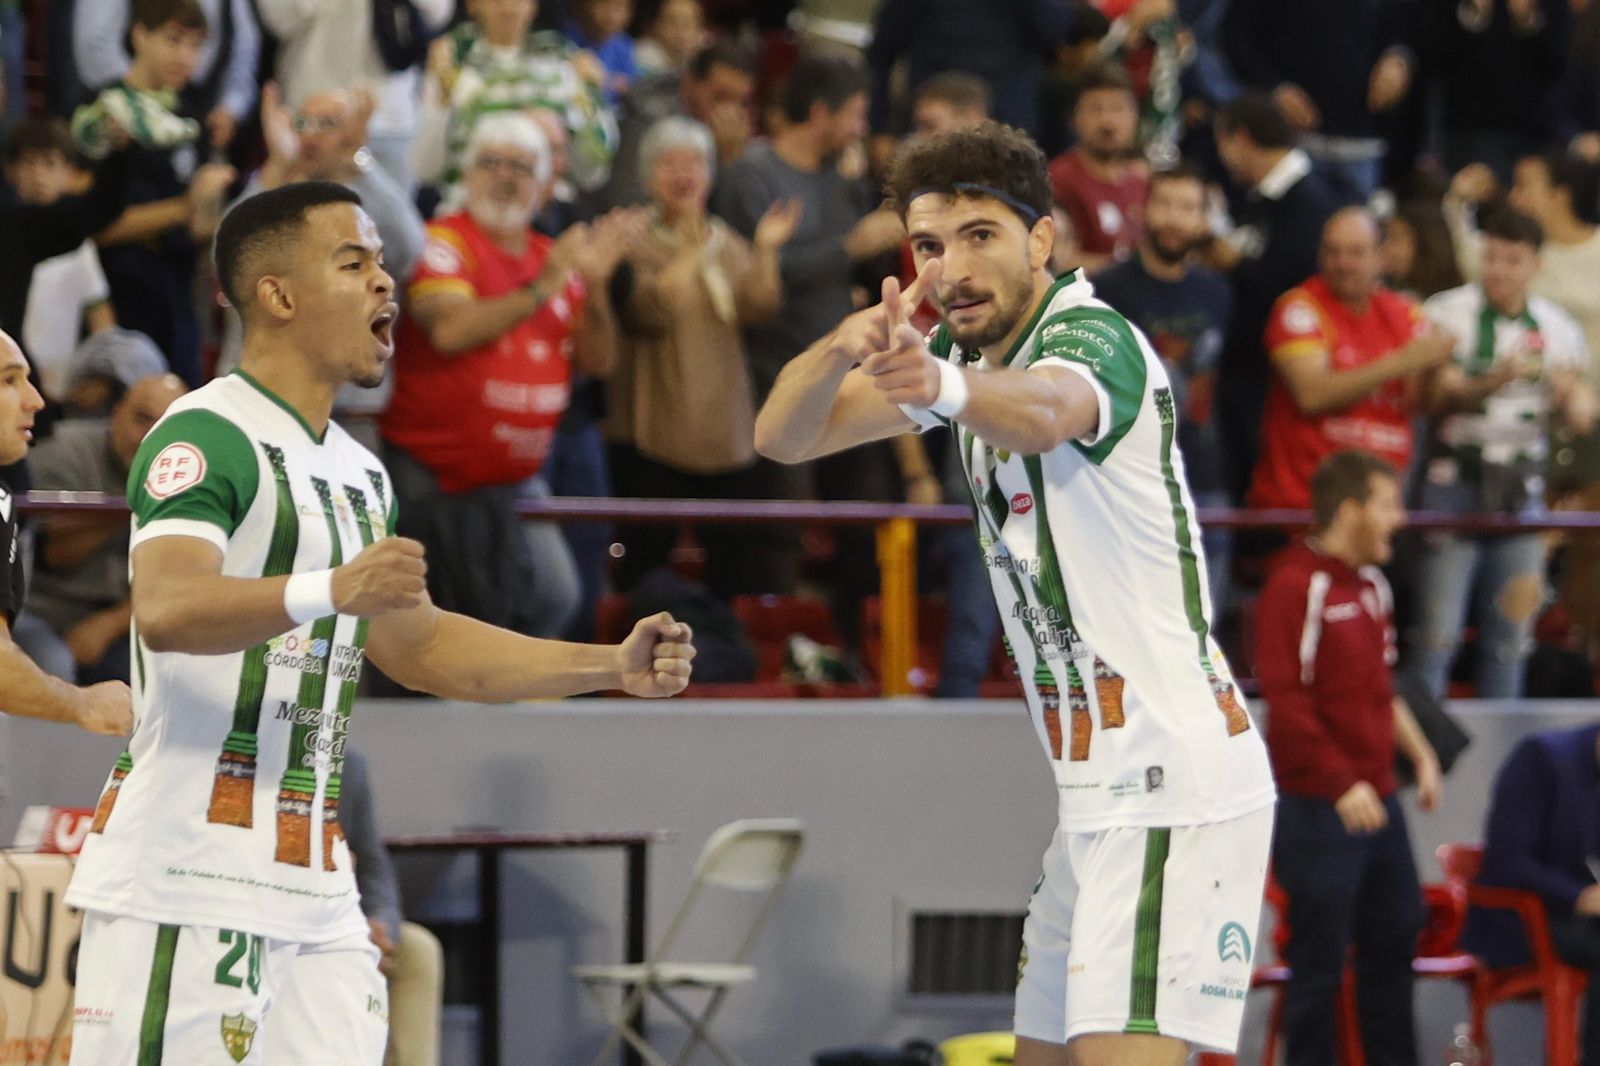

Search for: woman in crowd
xmin=606 ymin=116 xmax=800 ymax=598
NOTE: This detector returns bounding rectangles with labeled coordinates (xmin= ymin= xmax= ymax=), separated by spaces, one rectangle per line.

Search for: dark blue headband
xmin=907 ymin=182 xmax=1044 ymax=226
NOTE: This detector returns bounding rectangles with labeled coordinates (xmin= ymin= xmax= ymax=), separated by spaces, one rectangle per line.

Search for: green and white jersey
xmin=66 ymin=372 xmax=396 ymax=943
xmin=1422 ymin=283 xmax=1588 ymax=486
xmin=904 ymin=271 xmax=1275 ymax=832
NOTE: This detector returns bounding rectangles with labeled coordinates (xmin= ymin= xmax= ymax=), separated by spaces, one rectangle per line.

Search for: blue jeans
xmin=516 ymin=476 xmax=582 ymax=640
xmin=1405 ymin=531 xmax=1546 ymax=699
xmin=11 ymin=611 xmax=131 ymax=684
xmin=1274 ymin=793 xmax=1426 ymax=1066
xmin=931 ymin=526 xmax=999 ymax=699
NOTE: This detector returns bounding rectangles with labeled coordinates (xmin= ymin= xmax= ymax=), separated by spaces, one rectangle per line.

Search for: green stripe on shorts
xmin=138 ymin=924 xmax=180 ymax=1066
xmin=1126 ymin=829 xmax=1172 ymax=1035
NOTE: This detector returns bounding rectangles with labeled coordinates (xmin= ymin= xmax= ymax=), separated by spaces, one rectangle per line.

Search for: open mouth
xmin=18 ymin=423 xmax=31 ymax=441
xmin=369 ymin=305 xmax=399 ymax=353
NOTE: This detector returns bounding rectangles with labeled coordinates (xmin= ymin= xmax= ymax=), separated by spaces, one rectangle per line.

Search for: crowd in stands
xmin=14 ymin=4 xmax=1600 ymax=1064
xmin=7 ymin=0 xmax=1600 ymax=704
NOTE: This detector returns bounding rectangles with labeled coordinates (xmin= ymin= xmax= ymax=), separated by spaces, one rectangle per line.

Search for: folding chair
xmin=575 ymin=818 xmax=806 ymax=1066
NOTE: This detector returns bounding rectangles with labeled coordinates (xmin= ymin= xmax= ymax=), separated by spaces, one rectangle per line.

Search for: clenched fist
xmin=332 ymin=537 xmax=429 ymax=617
xmin=74 ymin=681 xmax=132 ymax=737
xmin=618 ymin=612 xmax=696 ymax=698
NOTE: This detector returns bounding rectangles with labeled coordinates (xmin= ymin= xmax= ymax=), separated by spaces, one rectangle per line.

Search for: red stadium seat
xmin=1437 ymin=842 xmax=1585 ymax=1066
xmin=732 ymin=595 xmax=841 ymax=683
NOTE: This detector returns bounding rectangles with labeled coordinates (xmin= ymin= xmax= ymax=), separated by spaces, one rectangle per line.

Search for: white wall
xmin=2 ymin=699 xmax=1592 ymax=1064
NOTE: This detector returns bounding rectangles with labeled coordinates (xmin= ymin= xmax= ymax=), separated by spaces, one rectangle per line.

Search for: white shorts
xmin=70 ymin=911 xmax=388 ymax=1065
xmin=1014 ymin=803 xmax=1273 ymax=1053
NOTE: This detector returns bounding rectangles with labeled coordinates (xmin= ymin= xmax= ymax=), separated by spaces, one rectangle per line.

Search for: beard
xmin=1080 ymin=133 xmax=1127 ymax=164
xmin=1147 ymin=228 xmax=1199 ymax=266
xmin=467 ymin=195 xmax=536 ymax=234
xmin=942 ymin=271 xmax=1035 ymax=351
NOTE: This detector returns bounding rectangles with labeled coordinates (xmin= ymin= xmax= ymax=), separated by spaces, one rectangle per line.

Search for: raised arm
xmin=131 ymin=535 xmax=427 ymax=654
xmin=861 ymin=327 xmax=1100 ymax=456
xmin=365 ymin=600 xmax=694 ymax=702
xmin=1273 ymin=321 xmax=1453 ymax=416
xmin=752 ymin=264 xmax=946 ymax=464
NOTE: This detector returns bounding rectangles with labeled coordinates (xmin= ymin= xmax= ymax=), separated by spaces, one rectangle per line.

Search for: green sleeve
xmin=127 ymin=410 xmax=259 ymax=538
xmin=387 ymin=490 xmax=399 ymax=538
xmin=1032 ymin=308 xmax=1148 ymax=463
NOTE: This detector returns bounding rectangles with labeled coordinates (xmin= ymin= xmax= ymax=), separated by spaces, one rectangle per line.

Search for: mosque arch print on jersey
xmin=274 ymin=477 xmax=345 ymax=868
xmin=1154 ymin=387 xmax=1251 ymax=737
xmin=209 ymin=443 xmax=301 ymax=828
xmin=320 ymin=477 xmax=384 ymax=872
xmin=957 ymin=426 xmax=1128 ymax=763
xmin=275 ymin=475 xmax=382 ymax=871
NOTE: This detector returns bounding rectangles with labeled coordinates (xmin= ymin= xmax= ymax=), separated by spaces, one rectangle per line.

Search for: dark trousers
xmin=1274 ymin=792 xmax=1427 ymax=1066
xmin=928 ymin=523 xmax=998 ymax=698
xmin=545 ymin=417 xmax=611 ymax=642
xmin=1550 ymin=914 xmax=1600 ymax=1066
xmin=607 ymin=444 xmax=793 ymax=600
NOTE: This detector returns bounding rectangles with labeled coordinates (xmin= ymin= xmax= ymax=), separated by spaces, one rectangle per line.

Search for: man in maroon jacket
xmin=1256 ymin=449 xmax=1442 ymax=1066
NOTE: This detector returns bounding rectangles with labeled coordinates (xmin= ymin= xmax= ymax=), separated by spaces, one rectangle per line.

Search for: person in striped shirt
xmin=756 ymin=120 xmax=1275 ymax=1066
xmin=65 ymin=182 xmax=694 ymax=1066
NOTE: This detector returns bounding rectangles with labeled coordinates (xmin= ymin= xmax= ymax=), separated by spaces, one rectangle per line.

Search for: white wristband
xmin=284 ymin=570 xmax=337 ymax=625
xmin=927 ymin=359 xmax=970 ymax=418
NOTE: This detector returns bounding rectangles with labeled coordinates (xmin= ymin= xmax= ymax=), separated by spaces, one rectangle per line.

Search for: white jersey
xmin=1422 ymin=283 xmax=1589 ymax=470
xmin=67 ymin=372 xmax=396 ymax=943
xmin=906 ymin=270 xmax=1276 ymax=831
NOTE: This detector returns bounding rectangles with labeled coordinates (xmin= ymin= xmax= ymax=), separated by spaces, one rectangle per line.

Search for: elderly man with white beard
xmin=380 ymin=112 xmax=648 ymax=640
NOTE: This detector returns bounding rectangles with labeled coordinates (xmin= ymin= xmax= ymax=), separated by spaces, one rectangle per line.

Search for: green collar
xmin=998 ymin=271 xmax=1079 ymax=368
xmin=232 ymin=370 xmax=326 ymax=445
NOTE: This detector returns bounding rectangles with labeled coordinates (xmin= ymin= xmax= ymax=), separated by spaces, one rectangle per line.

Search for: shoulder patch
xmin=421 ymin=235 xmax=464 ymax=275
xmin=144 ymin=442 xmax=207 ymax=500
xmin=1280 ymin=298 xmax=1320 ymax=336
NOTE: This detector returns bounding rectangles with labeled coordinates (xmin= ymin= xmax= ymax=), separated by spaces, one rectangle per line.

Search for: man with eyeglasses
xmin=217 ymin=85 xmax=428 ymax=450
xmin=380 ymin=112 xmax=647 ymax=640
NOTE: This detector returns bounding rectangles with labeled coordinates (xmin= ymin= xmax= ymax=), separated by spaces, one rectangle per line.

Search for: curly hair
xmin=883 ymin=120 xmax=1053 ymax=226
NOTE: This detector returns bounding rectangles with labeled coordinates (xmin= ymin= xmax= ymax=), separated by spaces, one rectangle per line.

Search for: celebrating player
xmin=755 ymin=123 xmax=1276 ymax=1066
xmin=0 ymin=330 xmax=132 ymax=737
xmin=65 ymin=182 xmax=695 ymax=1065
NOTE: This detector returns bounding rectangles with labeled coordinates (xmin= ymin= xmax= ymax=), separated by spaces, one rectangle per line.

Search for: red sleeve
xmin=1048 ymin=155 xmax=1092 ymax=236
xmin=1255 ymin=561 xmax=1363 ymax=800
xmin=1263 ymin=288 xmax=1331 ymax=362
xmin=408 ymin=223 xmax=478 ymax=302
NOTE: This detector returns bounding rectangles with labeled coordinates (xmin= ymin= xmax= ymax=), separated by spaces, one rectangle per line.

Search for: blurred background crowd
xmin=8 ymin=0 xmax=1600 ymax=704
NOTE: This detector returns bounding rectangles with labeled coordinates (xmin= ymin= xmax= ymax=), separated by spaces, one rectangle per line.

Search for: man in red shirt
xmin=1047 ymin=62 xmax=1148 ymax=274
xmin=1257 ymin=450 xmax=1441 ymax=1066
xmin=1249 ymin=207 xmax=1453 ymax=510
xmin=382 ymin=111 xmax=644 ymax=638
